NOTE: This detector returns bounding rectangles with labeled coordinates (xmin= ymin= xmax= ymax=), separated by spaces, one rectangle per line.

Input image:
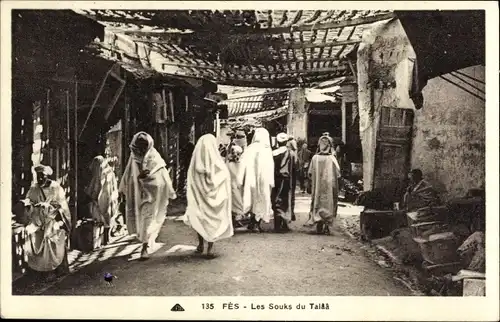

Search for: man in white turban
xmin=271 ymin=133 xmax=296 ymax=232
xmin=20 ymin=164 xmax=72 ymax=279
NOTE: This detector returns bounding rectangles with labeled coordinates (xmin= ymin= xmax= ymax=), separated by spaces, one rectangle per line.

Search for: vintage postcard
xmin=1 ymin=1 xmax=498 ymax=320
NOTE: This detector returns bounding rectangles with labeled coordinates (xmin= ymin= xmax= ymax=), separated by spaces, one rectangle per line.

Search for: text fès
xmin=208 ymin=302 xmax=330 ymax=311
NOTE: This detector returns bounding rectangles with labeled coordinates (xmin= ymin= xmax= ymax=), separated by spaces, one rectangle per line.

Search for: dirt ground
xmin=13 ymin=194 xmax=411 ymax=296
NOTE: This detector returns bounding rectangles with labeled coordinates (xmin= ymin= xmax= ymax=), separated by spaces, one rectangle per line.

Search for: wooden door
xmin=373 ymin=107 xmax=414 ymax=202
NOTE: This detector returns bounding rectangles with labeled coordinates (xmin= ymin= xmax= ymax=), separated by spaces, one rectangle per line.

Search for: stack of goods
xmin=407 ymin=205 xmax=449 ymax=237
xmin=414 ymin=232 xmax=462 ymax=275
xmin=408 ymin=204 xmax=482 ymax=277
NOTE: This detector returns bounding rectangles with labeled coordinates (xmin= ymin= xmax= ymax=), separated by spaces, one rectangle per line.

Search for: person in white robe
xmin=184 ymin=134 xmax=234 ymax=258
xmin=308 ymin=135 xmax=341 ymax=235
xmin=21 ymin=165 xmax=71 ymax=279
xmin=226 ymin=144 xmax=245 ymax=219
xmin=119 ymin=132 xmax=176 ymax=260
xmin=237 ymin=127 xmax=275 ymax=232
xmin=85 ymin=156 xmax=120 ymax=248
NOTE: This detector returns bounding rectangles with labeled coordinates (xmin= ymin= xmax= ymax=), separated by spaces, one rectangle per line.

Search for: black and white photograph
xmin=1 ymin=1 xmax=498 ymax=320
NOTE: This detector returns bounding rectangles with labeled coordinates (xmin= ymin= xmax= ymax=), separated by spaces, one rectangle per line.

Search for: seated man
xmin=21 ymin=165 xmax=72 ymax=279
xmin=403 ymin=169 xmax=440 ymax=211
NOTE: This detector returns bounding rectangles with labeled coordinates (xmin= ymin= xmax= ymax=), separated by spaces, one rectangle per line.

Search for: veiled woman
xmin=184 ymin=134 xmax=234 ymax=258
xmin=85 ymin=156 xmax=119 ymax=248
xmin=119 ymin=132 xmax=177 ymax=260
xmin=226 ymin=144 xmax=245 ymax=220
xmin=237 ymin=127 xmax=275 ymax=232
xmin=21 ymin=165 xmax=72 ymax=279
xmin=308 ymin=135 xmax=341 ymax=235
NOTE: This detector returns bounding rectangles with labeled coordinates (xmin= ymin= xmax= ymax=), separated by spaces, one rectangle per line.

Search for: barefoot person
xmin=119 ymin=132 xmax=176 ymax=260
xmin=237 ymin=127 xmax=275 ymax=232
xmin=308 ymin=135 xmax=341 ymax=235
xmin=20 ymin=165 xmax=72 ymax=280
xmin=184 ymin=134 xmax=234 ymax=258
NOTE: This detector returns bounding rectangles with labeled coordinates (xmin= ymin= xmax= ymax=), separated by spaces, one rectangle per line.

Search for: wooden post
xmin=123 ymin=74 xmax=130 ymax=167
xmin=73 ymin=79 xmax=78 ymax=231
xmin=341 ymin=98 xmax=347 ymax=144
xmin=215 ymin=110 xmax=220 ymax=138
xmin=286 ymin=88 xmax=308 ymax=143
xmin=45 ymin=89 xmax=51 ymax=165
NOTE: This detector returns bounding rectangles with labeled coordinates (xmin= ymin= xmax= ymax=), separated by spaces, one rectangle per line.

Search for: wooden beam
xmin=216 ymin=73 xmax=342 ymax=88
xmin=317 ymin=29 xmax=330 ymax=69
xmin=288 ymin=31 xmax=299 ymax=72
xmin=267 ymin=12 xmax=395 ymax=33
xmin=282 ymin=38 xmax=360 ymax=50
xmin=303 ymin=10 xmax=322 ymax=24
xmin=151 ymin=44 xmax=219 ymax=67
xmin=123 ymin=30 xmax=192 ymax=37
xmin=161 ymin=58 xmax=345 ymax=75
xmin=299 ymin=31 xmax=307 ymax=70
xmin=80 ymin=11 xmax=395 ymax=34
xmin=324 ymin=26 xmax=345 ymax=67
xmin=330 ymin=26 xmax=358 ymax=66
xmin=347 ymin=58 xmax=357 ymax=81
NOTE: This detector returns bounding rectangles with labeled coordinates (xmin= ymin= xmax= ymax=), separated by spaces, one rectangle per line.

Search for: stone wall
xmin=410 ymin=65 xmax=485 ymax=201
xmin=357 ymin=18 xmax=416 ymax=191
xmin=357 ymin=18 xmax=485 ymax=201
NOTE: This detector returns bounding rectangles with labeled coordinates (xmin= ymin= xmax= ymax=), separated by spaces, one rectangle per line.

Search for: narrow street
xmin=13 ymin=194 xmax=410 ymax=296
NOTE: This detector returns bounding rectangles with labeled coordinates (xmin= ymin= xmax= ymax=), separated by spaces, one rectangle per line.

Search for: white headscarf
xmin=184 ymin=134 xmax=233 ymax=242
xmin=251 ymin=127 xmax=272 ymax=147
xmin=237 ymin=127 xmax=274 ymax=221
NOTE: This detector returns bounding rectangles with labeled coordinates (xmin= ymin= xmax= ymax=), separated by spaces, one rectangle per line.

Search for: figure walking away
xmin=119 ymin=132 xmax=177 ymax=260
xmin=286 ymin=138 xmax=299 ymax=221
xmin=237 ymin=127 xmax=275 ymax=232
xmin=184 ymin=134 xmax=234 ymax=258
xmin=297 ymin=142 xmax=312 ymax=194
xmin=271 ymin=133 xmax=295 ymax=232
xmin=85 ymin=156 xmax=120 ymax=248
xmin=308 ymin=135 xmax=341 ymax=235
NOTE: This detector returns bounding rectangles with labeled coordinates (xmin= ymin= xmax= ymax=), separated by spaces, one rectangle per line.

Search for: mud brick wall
xmin=410 ymin=65 xmax=485 ymax=201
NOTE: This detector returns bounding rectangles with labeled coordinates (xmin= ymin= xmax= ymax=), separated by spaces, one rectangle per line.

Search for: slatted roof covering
xmin=221 ymin=88 xmax=289 ymax=117
xmin=75 ymin=9 xmax=395 ymax=88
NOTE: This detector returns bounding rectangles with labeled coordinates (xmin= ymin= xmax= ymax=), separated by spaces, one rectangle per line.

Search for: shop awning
xmin=220 ymin=88 xmax=289 ymax=117
xmin=395 ymin=10 xmax=485 ymax=90
xmin=74 ymin=9 xmax=394 ymax=88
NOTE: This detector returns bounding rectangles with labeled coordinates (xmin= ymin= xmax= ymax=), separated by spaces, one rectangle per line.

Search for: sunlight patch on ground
xmin=128 ymin=242 xmax=165 ymax=261
xmin=164 ymin=244 xmax=197 ymax=254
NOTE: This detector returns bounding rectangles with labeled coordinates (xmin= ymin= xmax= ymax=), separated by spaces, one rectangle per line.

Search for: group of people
xmin=16 ymin=128 xmax=344 ymax=278
xmin=224 ymin=128 xmax=342 ymax=235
